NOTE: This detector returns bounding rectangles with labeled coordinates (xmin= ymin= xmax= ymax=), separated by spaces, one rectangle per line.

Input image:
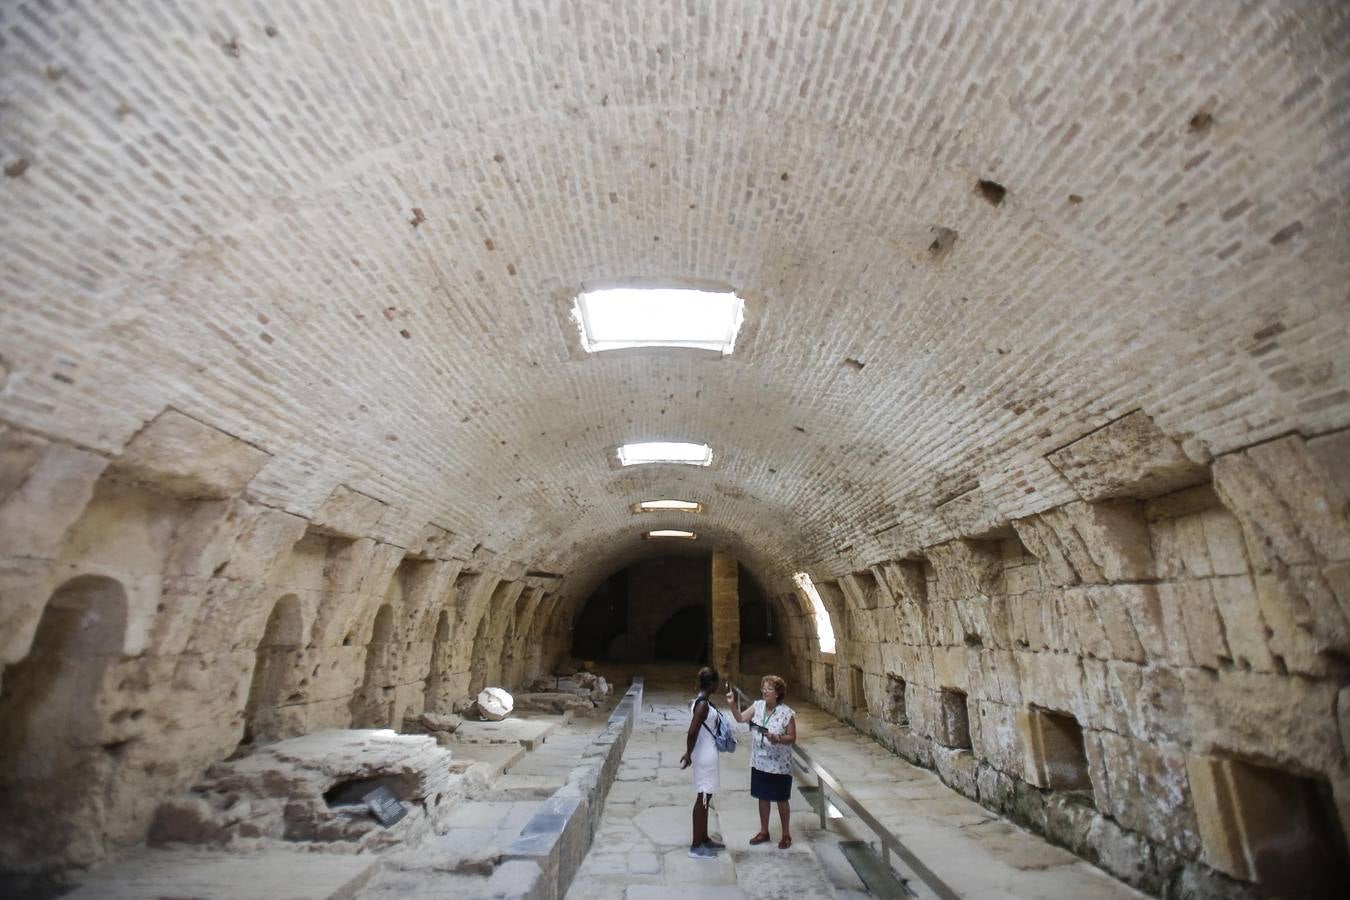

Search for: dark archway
xmin=570 ymin=570 xmax=628 ymax=659
xmin=654 ymin=605 xmax=709 ymax=662
xmin=351 ymin=604 xmax=397 ymax=727
xmin=0 ymin=576 xmax=129 ymax=877
xmin=423 ymin=609 xmax=452 ymax=712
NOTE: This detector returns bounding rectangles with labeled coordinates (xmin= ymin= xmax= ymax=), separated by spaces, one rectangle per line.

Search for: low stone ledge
xmin=500 ymin=677 xmax=644 ymax=900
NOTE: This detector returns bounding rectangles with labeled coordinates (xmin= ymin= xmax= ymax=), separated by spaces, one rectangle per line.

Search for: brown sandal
xmin=749 ymin=832 xmax=771 ymax=845
xmin=778 ymin=836 xmax=793 ymax=849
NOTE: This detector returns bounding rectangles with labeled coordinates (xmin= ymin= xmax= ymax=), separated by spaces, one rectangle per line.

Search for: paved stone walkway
xmin=568 ymin=682 xmax=1147 ymax=900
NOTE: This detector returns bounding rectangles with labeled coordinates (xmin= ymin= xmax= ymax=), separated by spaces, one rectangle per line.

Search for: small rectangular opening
xmin=850 ymin=665 xmax=866 ymax=712
xmin=939 ymin=688 xmax=971 ymax=750
xmin=822 ymin=665 xmax=836 ymax=698
xmin=1029 ymin=707 xmax=1092 ymax=791
xmin=886 ymin=674 xmax=908 ymax=727
xmin=1197 ymin=757 xmax=1350 ymax=892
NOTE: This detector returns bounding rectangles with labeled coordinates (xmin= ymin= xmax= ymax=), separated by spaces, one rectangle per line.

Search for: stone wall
xmin=782 ymin=428 xmax=1350 ymax=898
xmin=0 ymin=413 xmax=569 ymax=884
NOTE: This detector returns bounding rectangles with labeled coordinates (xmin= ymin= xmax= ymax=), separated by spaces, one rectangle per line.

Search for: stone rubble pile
xmin=148 ymin=730 xmax=462 ymax=853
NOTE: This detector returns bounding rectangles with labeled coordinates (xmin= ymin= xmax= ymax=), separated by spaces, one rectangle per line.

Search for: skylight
xmin=645 ymin=529 xmax=697 ymax=540
xmin=617 ymin=442 xmax=712 ymax=467
xmin=793 ymin=572 xmax=837 ymax=654
xmin=573 ymin=286 xmax=745 ymax=354
xmin=632 ymin=499 xmax=703 ymax=513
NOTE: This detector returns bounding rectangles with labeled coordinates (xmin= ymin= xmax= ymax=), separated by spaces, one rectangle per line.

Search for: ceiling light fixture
xmin=644 ymin=529 xmax=697 ymax=540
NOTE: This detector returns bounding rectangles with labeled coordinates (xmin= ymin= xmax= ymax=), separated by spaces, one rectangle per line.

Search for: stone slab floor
xmin=567 ymin=679 xmax=1146 ymax=900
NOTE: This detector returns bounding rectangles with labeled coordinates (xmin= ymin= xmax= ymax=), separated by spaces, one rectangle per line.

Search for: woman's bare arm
xmin=725 ymin=692 xmax=754 ymax=723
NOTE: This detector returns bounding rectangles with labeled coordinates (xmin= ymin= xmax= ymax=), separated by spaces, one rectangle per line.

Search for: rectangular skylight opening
xmin=617 ymin=442 xmax=712 ymax=467
xmin=632 ymin=499 xmax=703 ymax=513
xmin=644 ymin=529 xmax=697 ymax=540
xmin=573 ymin=287 xmax=745 ymax=354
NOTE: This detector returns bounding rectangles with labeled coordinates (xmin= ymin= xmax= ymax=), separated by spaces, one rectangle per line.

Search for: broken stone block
xmin=513 ymin=692 xmax=595 ymax=714
xmin=404 ymin=712 xmax=462 ymax=734
xmin=477 ymin=687 xmax=513 ymax=721
xmin=114 ymin=409 xmax=269 ymax=499
xmin=1047 ymin=410 xmax=1208 ymax=502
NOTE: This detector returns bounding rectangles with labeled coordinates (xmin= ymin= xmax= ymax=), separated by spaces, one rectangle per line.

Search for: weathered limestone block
xmin=1013 ymin=651 xmax=1085 ymax=721
xmin=1084 ymin=585 xmax=1147 ymax=662
xmin=1047 ymin=410 xmax=1208 ymax=502
xmin=1251 ymin=569 xmax=1340 ymax=677
xmin=1183 ymin=668 xmax=1345 ymax=773
xmin=115 ymin=409 xmax=269 ymax=499
xmin=974 ymin=700 xmax=1022 ymax=777
xmin=1084 ymin=813 xmax=1161 ymax=893
xmin=1012 ymin=517 xmax=1080 ymax=587
xmin=1080 ymin=658 xmax=1132 ymax=735
xmin=216 ymin=504 xmax=309 ymax=585
xmin=1040 ymin=507 xmax=1106 ymax=584
xmin=1209 ymin=575 xmax=1276 ymax=672
xmin=312 ymin=485 xmax=388 ymax=539
xmin=976 ymin=650 xmax=1022 ymax=706
xmin=1063 ymin=500 xmax=1155 ymax=581
xmin=932 ymin=744 xmax=979 ymax=798
xmin=880 ymin=558 xmax=928 ymax=605
xmin=0 ymin=431 xmax=108 ymax=559
xmin=936 ymin=486 xmax=1004 ymax=538
xmin=1061 ymin=587 xmax=1111 ymax=660
xmin=1114 ymin=583 xmax=1169 ymax=662
xmin=1157 ymin=580 xmax=1229 ymax=669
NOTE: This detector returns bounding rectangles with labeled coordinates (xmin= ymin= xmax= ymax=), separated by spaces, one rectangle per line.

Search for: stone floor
xmin=358 ymin=712 xmax=613 ymax=898
xmin=566 ymin=674 xmax=1147 ymax=900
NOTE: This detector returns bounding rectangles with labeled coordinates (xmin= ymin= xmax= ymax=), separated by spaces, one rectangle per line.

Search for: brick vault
xmin=0 ymin=2 xmax=1348 ymax=897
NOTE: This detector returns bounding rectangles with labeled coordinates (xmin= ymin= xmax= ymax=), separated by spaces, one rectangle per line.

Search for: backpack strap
xmin=693 ymin=696 xmax=718 ymax=740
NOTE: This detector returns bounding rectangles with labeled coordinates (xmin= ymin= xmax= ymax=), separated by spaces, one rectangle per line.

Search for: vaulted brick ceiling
xmin=2 ymin=2 xmax=1347 ymax=606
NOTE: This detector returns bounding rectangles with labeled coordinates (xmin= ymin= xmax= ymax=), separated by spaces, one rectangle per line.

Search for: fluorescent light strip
xmin=573 ymin=287 xmax=745 ymax=354
xmin=617 ymin=441 xmax=712 ymax=467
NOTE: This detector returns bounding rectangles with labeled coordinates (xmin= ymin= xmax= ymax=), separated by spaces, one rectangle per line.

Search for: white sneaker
xmin=687 ymin=845 xmax=717 ymax=860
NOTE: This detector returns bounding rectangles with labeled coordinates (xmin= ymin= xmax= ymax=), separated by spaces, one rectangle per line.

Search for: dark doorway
xmin=654 ymin=605 xmax=709 ymax=661
xmin=571 ymin=570 xmax=628 ymax=659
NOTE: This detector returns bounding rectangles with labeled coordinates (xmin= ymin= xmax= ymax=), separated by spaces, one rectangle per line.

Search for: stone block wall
xmin=0 ymin=413 xmax=569 ymax=884
xmin=710 ymin=550 xmax=741 ymax=685
xmin=782 ymin=429 xmax=1350 ymax=898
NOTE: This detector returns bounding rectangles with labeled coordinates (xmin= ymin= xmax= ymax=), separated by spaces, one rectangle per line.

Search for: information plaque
xmin=362 ymin=786 xmax=407 ymax=827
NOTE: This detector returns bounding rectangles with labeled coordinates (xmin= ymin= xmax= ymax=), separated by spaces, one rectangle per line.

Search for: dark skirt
xmin=750 ymin=767 xmax=793 ymax=802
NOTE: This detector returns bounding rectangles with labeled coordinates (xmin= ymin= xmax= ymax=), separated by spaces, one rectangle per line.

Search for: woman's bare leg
xmin=777 ymin=800 xmax=791 ymax=841
xmin=758 ymin=798 xmax=770 ymax=833
xmin=692 ymin=793 xmax=710 ymax=845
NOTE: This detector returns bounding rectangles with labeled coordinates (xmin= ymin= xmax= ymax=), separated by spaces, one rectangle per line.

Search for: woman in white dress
xmin=680 ymin=666 xmax=725 ymax=860
xmin=727 ymin=674 xmax=797 ymax=848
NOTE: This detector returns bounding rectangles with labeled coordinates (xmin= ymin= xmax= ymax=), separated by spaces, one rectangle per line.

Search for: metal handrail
xmin=732 ymin=684 xmax=961 ymax=900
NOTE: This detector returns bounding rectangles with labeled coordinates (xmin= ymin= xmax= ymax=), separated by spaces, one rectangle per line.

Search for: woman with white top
xmin=727 ymin=674 xmax=797 ymax=848
xmin=680 ymin=666 xmax=725 ymax=860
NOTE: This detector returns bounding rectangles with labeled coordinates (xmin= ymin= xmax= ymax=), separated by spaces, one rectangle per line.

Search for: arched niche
xmin=350 ymin=604 xmax=397 ymax=728
xmin=240 ymin=594 xmax=303 ymax=747
xmin=423 ymin=609 xmax=452 ymax=712
xmin=0 ymin=575 xmax=129 ymax=875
